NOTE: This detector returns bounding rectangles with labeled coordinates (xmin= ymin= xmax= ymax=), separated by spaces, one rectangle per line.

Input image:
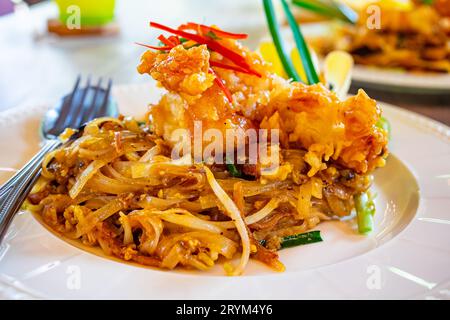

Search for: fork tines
xmin=52 ymin=76 xmax=113 ymax=136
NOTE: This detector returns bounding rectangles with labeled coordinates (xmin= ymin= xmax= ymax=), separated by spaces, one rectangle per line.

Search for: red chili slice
xmin=209 ymin=67 xmax=233 ymax=104
xmin=168 ymin=35 xmax=181 ymax=45
xmin=149 ymin=22 xmax=260 ymax=77
xmin=157 ymin=35 xmax=176 ymax=47
xmin=135 ymin=42 xmax=173 ymax=51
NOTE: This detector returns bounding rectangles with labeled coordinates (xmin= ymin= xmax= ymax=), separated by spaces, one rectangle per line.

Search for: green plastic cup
xmin=54 ymin=0 xmax=116 ymax=26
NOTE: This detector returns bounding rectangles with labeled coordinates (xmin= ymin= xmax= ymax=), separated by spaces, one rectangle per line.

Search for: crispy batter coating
xmin=137 ymin=40 xmax=388 ymax=175
xmin=138 ymin=45 xmax=215 ymax=97
xmin=261 ymin=83 xmax=387 ymax=175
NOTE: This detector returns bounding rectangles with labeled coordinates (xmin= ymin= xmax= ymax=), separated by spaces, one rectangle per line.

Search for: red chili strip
xmin=210 ymin=60 xmax=261 ymax=77
xmin=209 ymin=67 xmax=233 ymax=103
xmin=135 ymin=42 xmax=173 ymax=51
xmin=179 ymin=22 xmax=248 ymax=39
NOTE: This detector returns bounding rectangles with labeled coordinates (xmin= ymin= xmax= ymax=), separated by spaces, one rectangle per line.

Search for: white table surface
xmin=0 ymin=0 xmax=267 ymax=111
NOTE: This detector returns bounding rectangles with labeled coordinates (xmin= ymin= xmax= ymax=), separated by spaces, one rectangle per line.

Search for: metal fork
xmin=0 ymin=76 xmax=116 ymax=243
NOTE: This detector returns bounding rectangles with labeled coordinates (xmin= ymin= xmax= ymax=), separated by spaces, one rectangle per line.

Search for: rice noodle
xmin=75 ymin=198 xmax=123 ymax=237
xmin=119 ymin=212 xmax=133 ymax=245
xmin=151 ymin=208 xmax=226 ymax=234
xmin=69 ymin=160 xmax=107 ymax=199
xmin=84 ymin=117 xmax=124 ymax=130
xmin=137 ymin=195 xmax=183 ymax=210
xmin=87 ymin=170 xmax=145 ymax=194
xmin=139 ymin=145 xmax=160 ymax=162
xmin=218 ymin=179 xmax=290 ymax=197
xmin=103 ymin=165 xmax=160 ymax=186
xmin=124 ymin=211 xmax=164 ymax=255
xmin=78 ymin=147 xmax=113 ymax=159
xmin=41 ymin=149 xmax=60 ymax=179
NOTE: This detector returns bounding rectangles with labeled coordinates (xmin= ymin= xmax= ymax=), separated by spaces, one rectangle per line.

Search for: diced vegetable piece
xmin=226 ymin=163 xmax=243 ymax=178
xmin=354 ymin=192 xmax=375 ymax=234
xmin=376 ymin=116 xmax=391 ymax=140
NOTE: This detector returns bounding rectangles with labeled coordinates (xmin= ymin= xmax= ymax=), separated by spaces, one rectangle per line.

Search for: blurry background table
xmin=0 ymin=0 xmax=449 ymax=125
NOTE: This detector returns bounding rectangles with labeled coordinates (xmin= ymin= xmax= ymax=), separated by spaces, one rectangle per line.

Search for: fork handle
xmin=0 ymin=139 xmax=61 ymax=243
xmin=0 ymin=140 xmax=61 ymax=199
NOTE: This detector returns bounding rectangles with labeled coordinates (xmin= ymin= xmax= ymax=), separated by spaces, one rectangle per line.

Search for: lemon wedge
xmin=290 ymin=48 xmax=308 ymax=83
xmin=377 ymin=0 xmax=413 ymax=11
xmin=323 ymin=50 xmax=353 ymax=99
xmin=258 ymin=41 xmax=288 ymax=78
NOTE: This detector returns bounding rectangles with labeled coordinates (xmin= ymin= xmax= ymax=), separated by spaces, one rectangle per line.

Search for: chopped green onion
xmin=260 ymin=230 xmax=323 ymax=248
xmin=281 ymin=230 xmax=323 ymax=248
xmin=331 ymin=0 xmax=358 ymax=24
xmin=292 ymin=0 xmax=343 ymax=20
xmin=226 ymin=163 xmax=243 ymax=178
xmin=263 ymin=0 xmax=301 ymax=81
xmin=281 ymin=0 xmax=320 ymax=84
xmin=376 ymin=116 xmax=391 ymax=140
xmin=206 ymin=31 xmax=220 ymax=40
xmin=354 ymin=192 xmax=375 ymax=234
xmin=291 ymin=0 xmax=358 ymax=24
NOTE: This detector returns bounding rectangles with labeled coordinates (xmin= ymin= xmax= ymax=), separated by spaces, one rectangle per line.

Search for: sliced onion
xmin=119 ymin=212 xmax=133 ymax=245
xmin=203 ymin=166 xmax=250 ymax=276
xmin=212 ymin=197 xmax=280 ymax=229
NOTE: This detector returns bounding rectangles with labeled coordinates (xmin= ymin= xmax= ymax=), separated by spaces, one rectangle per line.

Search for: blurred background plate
xmin=274 ymin=22 xmax=450 ymax=94
xmin=351 ymin=63 xmax=450 ymax=94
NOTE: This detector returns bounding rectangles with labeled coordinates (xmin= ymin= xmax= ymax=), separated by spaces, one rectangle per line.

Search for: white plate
xmin=0 ymin=83 xmax=449 ymax=299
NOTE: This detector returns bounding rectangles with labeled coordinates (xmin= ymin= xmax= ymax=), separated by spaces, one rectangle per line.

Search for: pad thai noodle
xmin=27 ymin=21 xmax=389 ymax=275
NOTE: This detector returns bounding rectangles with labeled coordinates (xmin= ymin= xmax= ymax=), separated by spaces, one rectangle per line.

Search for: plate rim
xmin=0 ymin=84 xmax=449 ymax=299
